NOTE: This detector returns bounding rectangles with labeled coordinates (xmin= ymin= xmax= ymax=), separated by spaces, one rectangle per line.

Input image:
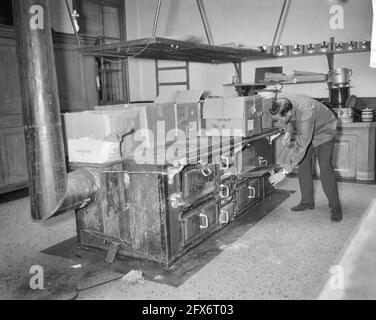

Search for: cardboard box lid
xmin=94 ymin=103 xmax=154 ymax=111
xmin=203 ymin=96 xmax=261 ymax=119
xmin=155 ymin=89 xmax=204 ymax=104
xmin=203 ymin=98 xmax=224 ymax=119
xmin=63 ymin=109 xmax=138 ymax=140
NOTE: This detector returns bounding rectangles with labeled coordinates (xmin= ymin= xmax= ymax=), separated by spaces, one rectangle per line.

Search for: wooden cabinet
xmin=0 ymin=116 xmax=28 ymax=194
xmin=334 ymin=123 xmax=376 ymax=180
xmin=0 ymin=27 xmax=99 ymax=194
xmin=274 ymin=122 xmax=376 ymax=181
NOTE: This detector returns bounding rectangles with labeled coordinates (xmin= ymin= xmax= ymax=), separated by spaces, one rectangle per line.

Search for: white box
xmin=68 ymin=138 xmax=121 ymax=164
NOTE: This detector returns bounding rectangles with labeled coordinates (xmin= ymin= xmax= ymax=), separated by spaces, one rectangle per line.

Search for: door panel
xmin=181 ymin=200 xmax=218 ymax=246
xmin=181 ymin=164 xmax=218 ymax=204
xmin=332 ymin=135 xmax=356 ymax=178
xmin=0 ymin=45 xmax=22 ymax=115
xmin=237 ymin=178 xmax=261 ymax=213
xmin=0 ymin=126 xmax=28 ymax=191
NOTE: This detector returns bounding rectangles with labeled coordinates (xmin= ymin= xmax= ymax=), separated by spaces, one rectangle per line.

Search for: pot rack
xmin=76 ymin=0 xmax=371 ymax=83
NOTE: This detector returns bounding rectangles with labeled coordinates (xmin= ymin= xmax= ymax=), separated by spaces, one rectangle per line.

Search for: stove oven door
xmin=235 ymin=144 xmax=258 ymax=174
xmin=181 ymin=200 xmax=219 ymax=246
xmin=181 ymin=164 xmax=218 ymax=204
xmin=236 ymin=178 xmax=261 ymax=214
xmin=219 ymin=201 xmax=235 ymax=228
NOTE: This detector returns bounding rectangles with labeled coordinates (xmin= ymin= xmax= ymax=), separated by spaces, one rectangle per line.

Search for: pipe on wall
xmin=12 ymin=0 xmax=98 ymax=220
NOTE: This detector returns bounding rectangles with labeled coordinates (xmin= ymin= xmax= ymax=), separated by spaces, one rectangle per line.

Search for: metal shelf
xmin=78 ymin=37 xmax=275 ymax=64
xmin=78 ymin=37 xmax=371 ymax=65
xmin=224 ymin=80 xmax=328 ymax=87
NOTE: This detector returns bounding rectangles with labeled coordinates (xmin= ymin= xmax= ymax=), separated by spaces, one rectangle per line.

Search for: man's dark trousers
xmin=298 ymin=138 xmax=341 ymax=209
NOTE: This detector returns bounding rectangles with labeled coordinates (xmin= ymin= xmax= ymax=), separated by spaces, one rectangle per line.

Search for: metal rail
xmin=272 ymin=0 xmax=288 ymax=47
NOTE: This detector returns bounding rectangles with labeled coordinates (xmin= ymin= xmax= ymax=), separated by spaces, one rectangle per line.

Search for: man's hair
xmin=270 ymin=98 xmax=293 ymax=116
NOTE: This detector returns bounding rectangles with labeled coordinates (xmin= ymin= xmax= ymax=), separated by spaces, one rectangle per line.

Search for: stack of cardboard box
xmin=63 ymin=92 xmax=272 ymax=164
xmin=63 ymin=90 xmax=204 ymax=164
xmin=63 ymin=108 xmax=141 ymax=164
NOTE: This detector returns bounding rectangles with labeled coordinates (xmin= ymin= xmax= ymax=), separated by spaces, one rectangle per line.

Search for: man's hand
xmin=268 ymin=171 xmax=287 ymax=186
xmin=281 ymin=132 xmax=292 ymax=146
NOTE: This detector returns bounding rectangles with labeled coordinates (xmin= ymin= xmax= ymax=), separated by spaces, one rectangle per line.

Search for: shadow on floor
xmin=42 ymin=189 xmax=294 ymax=288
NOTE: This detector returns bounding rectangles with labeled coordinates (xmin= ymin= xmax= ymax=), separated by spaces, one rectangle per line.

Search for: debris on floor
xmin=122 ymin=270 xmax=144 ymax=284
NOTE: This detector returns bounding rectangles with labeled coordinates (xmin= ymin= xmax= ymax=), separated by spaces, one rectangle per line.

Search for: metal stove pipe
xmin=13 ymin=0 xmax=98 ymax=220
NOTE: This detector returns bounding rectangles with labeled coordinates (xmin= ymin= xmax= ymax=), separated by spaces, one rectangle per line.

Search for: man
xmin=268 ymin=93 xmax=342 ymax=222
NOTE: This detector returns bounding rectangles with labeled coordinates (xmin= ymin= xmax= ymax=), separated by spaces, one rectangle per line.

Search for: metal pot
xmin=333 ymin=108 xmax=353 ymax=123
xmin=329 ymin=86 xmax=350 ymax=108
xmin=273 ymin=44 xmax=289 ymax=56
xmin=290 ymin=44 xmax=303 ymax=55
xmin=328 ymin=68 xmax=353 ymax=84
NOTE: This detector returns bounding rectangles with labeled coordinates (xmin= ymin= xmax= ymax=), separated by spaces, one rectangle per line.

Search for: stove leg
xmin=105 ymin=242 xmax=121 ymax=264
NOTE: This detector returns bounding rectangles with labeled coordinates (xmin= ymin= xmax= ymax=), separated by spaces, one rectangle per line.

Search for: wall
xmin=125 ymin=0 xmax=374 ymax=101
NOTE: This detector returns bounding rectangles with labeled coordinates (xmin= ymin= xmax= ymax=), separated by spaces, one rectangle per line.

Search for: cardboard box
xmin=63 ymin=108 xmax=141 ymax=162
xmin=261 ymin=98 xmax=273 ymax=129
xmin=203 ymin=95 xmax=262 ymax=137
xmin=156 ymin=89 xmax=204 ymax=139
xmin=205 ymin=117 xmax=262 ymax=137
xmin=96 ymin=102 xmax=176 ymax=148
xmin=175 ymin=102 xmax=204 ymax=138
xmin=68 ymin=138 xmax=121 ymax=164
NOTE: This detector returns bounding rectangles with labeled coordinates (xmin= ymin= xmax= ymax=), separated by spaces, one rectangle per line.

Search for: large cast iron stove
xmin=13 ymin=0 xmax=278 ymax=266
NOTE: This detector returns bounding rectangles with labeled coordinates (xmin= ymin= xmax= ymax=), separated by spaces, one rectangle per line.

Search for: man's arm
xmin=279 ymin=112 xmax=314 ymax=173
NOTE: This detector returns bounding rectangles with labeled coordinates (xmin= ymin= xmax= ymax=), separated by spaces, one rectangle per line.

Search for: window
xmin=73 ymin=0 xmax=128 ymax=104
xmin=0 ymin=0 xmax=13 ymax=26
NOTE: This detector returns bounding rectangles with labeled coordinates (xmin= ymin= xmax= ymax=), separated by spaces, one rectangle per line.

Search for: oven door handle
xmin=258 ymin=156 xmax=268 ymax=166
xmin=199 ymin=213 xmax=209 ymax=229
xmin=219 ymin=210 xmax=229 ymax=224
xmin=220 ymin=184 xmax=230 ymax=199
xmin=221 ymin=156 xmax=230 ymax=170
xmin=201 ymin=167 xmax=213 ymax=177
xmin=248 ymin=186 xmax=256 ymax=199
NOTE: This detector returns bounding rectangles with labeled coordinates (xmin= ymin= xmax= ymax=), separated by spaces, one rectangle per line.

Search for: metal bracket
xmin=326 ymin=37 xmax=335 ymax=71
xmin=233 ymin=62 xmax=242 ymax=84
xmin=196 ymin=0 xmax=214 ymax=45
xmin=105 ymin=242 xmax=121 ymax=264
xmin=272 ymin=0 xmax=289 ymax=47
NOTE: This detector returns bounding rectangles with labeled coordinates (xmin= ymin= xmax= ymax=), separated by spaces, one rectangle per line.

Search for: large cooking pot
xmin=329 ymin=86 xmax=350 ymax=107
xmin=328 ymin=68 xmax=353 ymax=84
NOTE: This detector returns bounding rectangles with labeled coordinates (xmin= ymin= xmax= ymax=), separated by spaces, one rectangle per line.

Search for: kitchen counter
xmin=337 ymin=120 xmax=376 ymax=128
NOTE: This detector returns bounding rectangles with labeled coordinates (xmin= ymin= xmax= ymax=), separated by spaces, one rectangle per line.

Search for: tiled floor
xmin=0 ymin=178 xmax=374 ymax=300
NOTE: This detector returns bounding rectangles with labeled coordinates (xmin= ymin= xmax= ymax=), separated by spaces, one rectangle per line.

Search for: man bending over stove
xmin=268 ymin=93 xmax=342 ymax=222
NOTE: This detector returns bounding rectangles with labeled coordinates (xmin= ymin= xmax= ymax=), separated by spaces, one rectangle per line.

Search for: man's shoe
xmin=290 ymin=202 xmax=315 ymax=211
xmin=331 ymin=207 xmax=343 ymax=222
